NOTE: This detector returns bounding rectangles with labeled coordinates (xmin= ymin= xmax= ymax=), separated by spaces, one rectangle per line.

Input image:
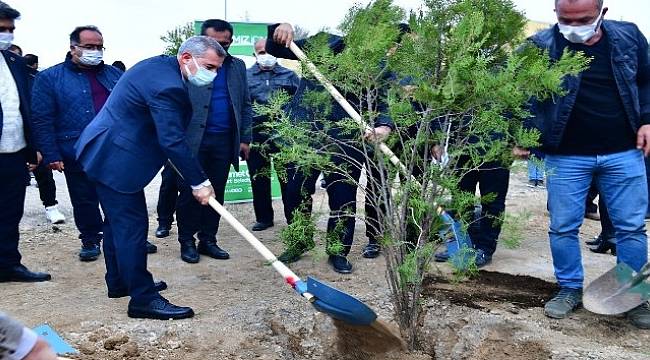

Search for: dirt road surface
xmin=3 ymin=166 xmax=650 ymax=359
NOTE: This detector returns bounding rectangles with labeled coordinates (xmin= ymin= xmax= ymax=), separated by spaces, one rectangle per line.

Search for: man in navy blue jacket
xmin=75 ymin=36 xmax=226 ymax=320
xmin=524 ymin=0 xmax=650 ymax=328
xmin=0 ymin=1 xmax=51 ymax=283
xmin=31 ymin=25 xmax=128 ymax=262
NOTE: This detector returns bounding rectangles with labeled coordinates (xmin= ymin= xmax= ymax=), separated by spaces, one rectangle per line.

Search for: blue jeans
xmin=546 ymin=149 xmax=648 ymax=289
xmin=527 ymin=159 xmax=545 ymax=181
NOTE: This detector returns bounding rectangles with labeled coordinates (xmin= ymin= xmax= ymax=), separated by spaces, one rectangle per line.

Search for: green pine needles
xmin=258 ymin=0 xmax=589 ymax=350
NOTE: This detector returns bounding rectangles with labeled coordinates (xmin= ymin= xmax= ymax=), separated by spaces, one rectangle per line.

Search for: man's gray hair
xmin=178 ymin=36 xmax=226 ymax=58
xmin=555 ymin=0 xmax=604 ymax=10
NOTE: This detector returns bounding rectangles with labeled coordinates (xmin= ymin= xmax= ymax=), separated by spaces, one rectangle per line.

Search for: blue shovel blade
xmin=307 ymin=276 xmax=377 ymax=326
xmin=32 ymin=324 xmax=77 ymax=355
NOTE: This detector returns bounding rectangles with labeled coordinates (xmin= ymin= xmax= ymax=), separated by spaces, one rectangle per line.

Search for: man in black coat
xmin=175 ymin=19 xmax=253 ymax=264
xmin=0 ymin=1 xmax=51 ymax=283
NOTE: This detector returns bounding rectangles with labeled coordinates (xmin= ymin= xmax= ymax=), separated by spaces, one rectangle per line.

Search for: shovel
xmin=288 ymin=42 xmax=473 ymax=267
xmin=167 ymin=163 xmax=377 ymax=326
xmin=583 ymin=262 xmax=650 ymax=315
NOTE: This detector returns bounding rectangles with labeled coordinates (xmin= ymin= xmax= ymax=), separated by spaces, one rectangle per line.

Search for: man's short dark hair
xmin=200 ymin=19 xmax=234 ymax=37
xmin=24 ymin=53 xmax=37 ymax=66
xmin=555 ymin=0 xmax=604 ymax=10
xmin=0 ymin=1 xmax=20 ymax=20
xmin=8 ymin=43 xmax=21 ymax=55
xmin=69 ymin=25 xmax=102 ymax=44
xmin=111 ymin=60 xmax=126 ymax=72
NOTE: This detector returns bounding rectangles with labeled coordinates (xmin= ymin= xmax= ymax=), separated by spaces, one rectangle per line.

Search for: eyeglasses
xmin=75 ymin=44 xmax=105 ymax=51
xmin=0 ymin=26 xmax=15 ymax=33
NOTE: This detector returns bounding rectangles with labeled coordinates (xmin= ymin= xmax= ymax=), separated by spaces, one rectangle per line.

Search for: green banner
xmin=224 ymin=161 xmax=282 ymax=203
xmin=194 ymin=21 xmax=269 ymax=56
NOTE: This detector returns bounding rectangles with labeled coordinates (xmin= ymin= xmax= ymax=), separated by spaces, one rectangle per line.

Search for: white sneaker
xmin=45 ymin=205 xmax=66 ymax=224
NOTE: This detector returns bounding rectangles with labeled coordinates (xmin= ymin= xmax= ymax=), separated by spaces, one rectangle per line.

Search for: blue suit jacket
xmin=75 ymin=55 xmax=206 ymax=194
xmin=0 ymin=50 xmax=36 ymax=163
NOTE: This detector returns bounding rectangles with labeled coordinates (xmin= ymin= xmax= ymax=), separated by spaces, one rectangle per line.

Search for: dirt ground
xmin=3 ymin=164 xmax=650 ymax=359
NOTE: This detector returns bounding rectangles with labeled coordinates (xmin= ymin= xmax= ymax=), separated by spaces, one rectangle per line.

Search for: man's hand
xmin=28 ymin=152 xmax=43 ymax=172
xmin=192 ymin=185 xmax=215 ymax=206
xmin=431 ymin=145 xmax=444 ymax=161
xmin=273 ymin=23 xmax=294 ymax=47
xmin=637 ymin=124 xmax=650 ymax=156
xmin=512 ymin=146 xmax=530 ymax=159
xmin=364 ymin=125 xmax=392 ymax=143
xmin=24 ymin=338 xmax=57 ymax=360
xmin=240 ymin=143 xmax=251 ymax=161
xmin=48 ymin=161 xmax=64 ymax=172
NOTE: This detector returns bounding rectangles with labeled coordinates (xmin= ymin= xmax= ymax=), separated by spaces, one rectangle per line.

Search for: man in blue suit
xmin=0 ymin=1 xmax=51 ymax=283
xmin=75 ymin=36 xmax=226 ymax=319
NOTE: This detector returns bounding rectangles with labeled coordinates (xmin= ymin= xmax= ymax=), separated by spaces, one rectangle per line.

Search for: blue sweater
xmin=207 ymin=64 xmax=233 ymax=133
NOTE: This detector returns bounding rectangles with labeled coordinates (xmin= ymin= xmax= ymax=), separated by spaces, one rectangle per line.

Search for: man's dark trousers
xmin=156 ymin=165 xmax=178 ymax=229
xmin=284 ymin=144 xmax=366 ymax=256
xmin=176 ymin=132 xmax=233 ymax=243
xmin=63 ymin=160 xmax=103 ymax=246
xmin=33 ymin=164 xmax=57 ymax=207
xmin=94 ymin=181 xmax=157 ymax=305
xmin=0 ymin=152 xmax=28 ymax=271
xmin=247 ymin=130 xmax=287 ymax=224
xmin=458 ymin=159 xmax=510 ymax=256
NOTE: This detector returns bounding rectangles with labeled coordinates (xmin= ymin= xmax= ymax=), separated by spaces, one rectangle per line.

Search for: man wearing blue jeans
xmin=524 ymin=0 xmax=650 ymax=328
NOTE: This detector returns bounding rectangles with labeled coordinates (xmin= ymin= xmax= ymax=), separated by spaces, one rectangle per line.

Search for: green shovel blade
xmin=583 ymin=263 xmax=650 ymax=315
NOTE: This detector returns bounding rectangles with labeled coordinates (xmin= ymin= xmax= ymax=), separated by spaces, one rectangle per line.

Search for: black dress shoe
xmin=155 ymin=226 xmax=171 ymax=238
xmin=127 ymin=297 xmax=194 ymax=320
xmin=434 ymin=249 xmax=449 ymax=263
xmin=198 ymin=241 xmax=230 ymax=260
xmin=328 ymin=255 xmax=353 ymax=274
xmin=79 ymin=243 xmax=101 ymax=262
xmin=361 ymin=243 xmax=381 ymax=259
xmin=108 ymin=281 xmax=168 ymax=298
xmin=589 ymin=236 xmax=617 ymax=255
xmin=0 ymin=265 xmax=51 ymax=283
xmin=585 ymin=235 xmax=602 ymax=246
xmin=180 ymin=241 xmax=200 ymax=263
xmin=146 ymin=241 xmax=158 ymax=254
xmin=252 ymin=221 xmax=274 ymax=231
xmin=277 ymin=243 xmax=311 ymax=264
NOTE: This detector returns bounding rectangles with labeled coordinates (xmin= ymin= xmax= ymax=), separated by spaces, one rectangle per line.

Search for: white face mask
xmin=558 ymin=13 xmax=603 ymax=44
xmin=0 ymin=32 xmax=14 ymax=51
xmin=79 ymin=49 xmax=104 ymax=66
xmin=185 ymin=56 xmax=217 ymax=87
xmin=257 ymin=53 xmax=277 ymax=69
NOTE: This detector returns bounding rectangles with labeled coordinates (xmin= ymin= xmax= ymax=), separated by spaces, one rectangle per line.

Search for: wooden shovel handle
xmin=288 ymin=42 xmax=409 ymax=177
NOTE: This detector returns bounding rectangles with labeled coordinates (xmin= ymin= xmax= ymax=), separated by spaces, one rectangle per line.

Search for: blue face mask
xmin=185 ymin=57 xmax=217 ymax=87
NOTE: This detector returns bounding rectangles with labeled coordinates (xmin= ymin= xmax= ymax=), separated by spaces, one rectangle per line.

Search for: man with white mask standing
xmin=31 ymin=26 xmax=144 ymax=263
xmin=523 ymin=0 xmax=650 ymax=327
xmin=246 ymin=38 xmax=299 ymax=231
xmin=0 ymin=0 xmax=51 ymax=283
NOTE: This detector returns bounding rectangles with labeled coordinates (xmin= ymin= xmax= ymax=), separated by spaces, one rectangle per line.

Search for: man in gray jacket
xmin=246 ymin=39 xmax=299 ymax=231
xmin=175 ymin=19 xmax=253 ymax=263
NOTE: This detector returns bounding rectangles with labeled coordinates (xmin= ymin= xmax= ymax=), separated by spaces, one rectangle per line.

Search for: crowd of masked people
xmin=1 ymin=0 xmax=650 ymax=332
